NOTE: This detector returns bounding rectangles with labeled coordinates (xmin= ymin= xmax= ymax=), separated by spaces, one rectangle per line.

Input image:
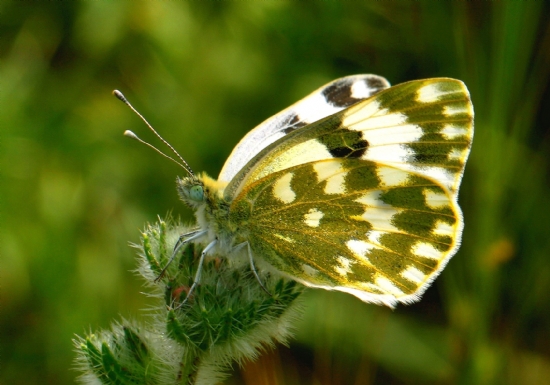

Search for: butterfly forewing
xmin=218 ymin=74 xmax=390 ymax=184
xmin=225 ymin=78 xmax=473 ymax=200
xmin=230 ymin=158 xmax=461 ymax=307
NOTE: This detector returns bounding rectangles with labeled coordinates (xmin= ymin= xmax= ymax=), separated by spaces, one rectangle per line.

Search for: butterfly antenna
xmin=112 ymin=90 xmax=194 ymax=176
xmin=123 ymin=130 xmax=189 ymax=170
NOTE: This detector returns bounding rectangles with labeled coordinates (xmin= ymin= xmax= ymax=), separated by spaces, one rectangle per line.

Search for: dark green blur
xmin=1 ymin=1 xmax=549 ymax=384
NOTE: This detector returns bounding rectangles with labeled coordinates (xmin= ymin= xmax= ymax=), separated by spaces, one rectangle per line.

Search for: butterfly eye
xmin=189 ymin=185 xmax=204 ymax=202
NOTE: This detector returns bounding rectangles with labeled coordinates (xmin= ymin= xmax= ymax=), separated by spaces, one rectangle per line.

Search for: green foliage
xmin=75 ymin=219 xmax=303 ymax=385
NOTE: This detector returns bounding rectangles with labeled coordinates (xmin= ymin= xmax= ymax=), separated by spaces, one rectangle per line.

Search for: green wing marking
xmin=230 ymin=158 xmax=462 ymax=306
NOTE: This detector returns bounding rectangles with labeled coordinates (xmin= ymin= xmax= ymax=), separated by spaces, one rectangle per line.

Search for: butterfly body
xmin=173 ymin=75 xmax=473 ymax=307
xmin=177 ymin=175 xmax=239 ymax=251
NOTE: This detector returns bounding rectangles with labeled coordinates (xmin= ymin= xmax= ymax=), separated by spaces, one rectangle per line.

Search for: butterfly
xmin=116 ymin=74 xmax=473 ymax=308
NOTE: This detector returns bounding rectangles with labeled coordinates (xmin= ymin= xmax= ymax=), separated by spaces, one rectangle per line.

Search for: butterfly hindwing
xmin=218 ymin=74 xmax=390 ymax=184
xmin=229 ymin=158 xmax=461 ymax=307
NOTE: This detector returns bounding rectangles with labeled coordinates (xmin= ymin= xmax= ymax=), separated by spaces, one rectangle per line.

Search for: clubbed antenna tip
xmin=112 ymin=89 xmax=194 ymax=176
xmin=112 ymin=89 xmax=127 ymax=103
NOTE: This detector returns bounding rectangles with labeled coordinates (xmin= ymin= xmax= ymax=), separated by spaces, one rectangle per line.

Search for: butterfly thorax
xmin=177 ymin=173 xmax=248 ymax=250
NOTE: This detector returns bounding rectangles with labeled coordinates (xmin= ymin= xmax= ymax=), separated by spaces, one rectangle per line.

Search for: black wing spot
xmin=322 ymin=83 xmax=362 ymax=108
xmin=282 ymin=113 xmax=308 ymax=134
xmin=365 ymin=77 xmax=387 ymax=90
xmin=329 ymin=138 xmax=369 ymax=158
xmin=318 ymin=128 xmax=369 ymax=158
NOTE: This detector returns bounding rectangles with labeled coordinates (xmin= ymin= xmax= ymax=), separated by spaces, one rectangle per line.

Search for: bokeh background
xmin=2 ymin=1 xmax=550 ymax=384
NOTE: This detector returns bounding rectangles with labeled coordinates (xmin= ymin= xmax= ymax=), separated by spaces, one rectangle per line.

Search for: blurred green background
xmin=2 ymin=1 xmax=550 ymax=384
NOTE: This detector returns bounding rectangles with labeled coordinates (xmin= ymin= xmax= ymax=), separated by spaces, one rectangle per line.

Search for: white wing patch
xmin=441 ymin=123 xmax=469 ymax=139
xmin=272 ymin=140 xmax=334 ymax=176
xmin=335 ymin=256 xmax=354 ymax=277
xmin=352 ymin=206 xmax=400 ymax=232
xmin=376 ymin=166 xmax=410 ymax=187
xmin=364 ymin=144 xmax=414 ymax=164
xmin=443 ymin=104 xmax=469 ymax=117
xmin=344 ymin=110 xmax=406 ymax=131
xmin=412 ymin=242 xmax=442 ymax=260
xmin=375 ymin=275 xmax=405 ymax=296
xmin=346 ymin=240 xmax=374 ymax=263
xmin=296 ymin=92 xmax=341 ymax=123
xmin=304 ymin=208 xmax=324 ymax=227
xmin=341 ymin=100 xmax=387 ymax=127
xmin=313 ymin=160 xmax=347 ymax=195
xmin=416 ymin=83 xmax=451 ymax=103
xmin=324 ymin=173 xmax=347 ymax=195
xmin=356 ymin=123 xmax=424 ymax=145
xmin=355 ymin=191 xmax=392 ymax=207
xmin=449 ymin=147 xmax=469 ymax=161
xmin=401 ymin=266 xmax=426 ymax=283
xmin=432 ymin=221 xmax=454 ymax=237
xmin=423 ymin=189 xmax=450 ymax=209
xmin=351 ymin=79 xmax=383 ymax=98
xmin=367 ymin=230 xmax=384 ymax=246
xmin=313 ymin=160 xmax=344 ymax=180
xmin=273 ymin=172 xmax=296 ymax=203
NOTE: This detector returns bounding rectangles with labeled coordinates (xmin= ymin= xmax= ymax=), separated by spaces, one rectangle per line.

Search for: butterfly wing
xmin=226 ymin=77 xmax=473 ymax=306
xmin=229 ymin=158 xmax=462 ymax=307
xmin=218 ymin=74 xmax=391 ymax=183
xmin=224 ymin=78 xmax=473 ymax=201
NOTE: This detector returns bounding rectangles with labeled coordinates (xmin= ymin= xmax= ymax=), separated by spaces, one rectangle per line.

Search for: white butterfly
xmin=116 ymin=74 xmax=473 ymax=307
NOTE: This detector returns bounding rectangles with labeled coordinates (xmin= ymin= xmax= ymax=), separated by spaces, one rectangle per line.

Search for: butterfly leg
xmin=154 ymin=230 xmax=207 ymax=282
xmin=174 ymin=239 xmax=217 ymax=309
xmin=246 ymin=242 xmax=272 ymax=297
xmin=173 ymin=229 xmax=202 ymax=253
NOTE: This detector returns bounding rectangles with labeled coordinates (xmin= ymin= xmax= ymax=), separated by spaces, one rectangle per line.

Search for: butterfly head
xmin=177 ymin=175 xmax=206 ymax=209
xmin=177 ymin=173 xmax=227 ymax=210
